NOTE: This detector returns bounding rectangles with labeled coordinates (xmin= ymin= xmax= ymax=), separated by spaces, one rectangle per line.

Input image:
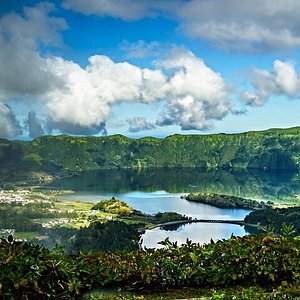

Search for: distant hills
xmin=1 ymin=127 xmax=300 ymax=182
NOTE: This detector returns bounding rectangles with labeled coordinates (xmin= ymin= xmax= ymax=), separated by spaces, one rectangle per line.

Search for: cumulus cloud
xmin=127 ymin=117 xmax=156 ymax=132
xmin=0 ymin=2 xmax=66 ymax=99
xmin=43 ymin=55 xmax=167 ymax=133
xmin=25 ymin=111 xmax=45 ymax=138
xmin=0 ymin=3 xmax=112 ymax=137
xmin=0 ymin=3 xmax=233 ymax=137
xmin=156 ymin=50 xmax=231 ymax=130
xmin=0 ymin=48 xmax=62 ymax=100
xmin=0 ymin=103 xmax=22 ymax=139
xmin=1 ymin=48 xmax=231 ymax=135
xmin=242 ymin=60 xmax=300 ymax=106
xmin=0 ymin=2 xmax=68 ymax=138
xmin=42 ymin=50 xmax=230 ymax=133
xmin=273 ymin=60 xmax=299 ymax=96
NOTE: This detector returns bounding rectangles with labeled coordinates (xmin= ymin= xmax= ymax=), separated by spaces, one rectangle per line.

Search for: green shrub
xmin=0 ymin=233 xmax=299 ymax=298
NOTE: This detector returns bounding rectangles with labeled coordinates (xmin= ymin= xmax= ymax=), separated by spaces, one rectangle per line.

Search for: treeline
xmin=1 ymin=127 xmax=300 ymax=180
xmin=39 ymin=221 xmax=142 ymax=252
xmin=183 ymin=192 xmax=274 ymax=209
xmin=245 ymin=206 xmax=300 ymax=234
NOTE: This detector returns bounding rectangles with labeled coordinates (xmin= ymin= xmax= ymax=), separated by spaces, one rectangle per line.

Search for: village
xmin=0 ymin=188 xmax=103 ymax=240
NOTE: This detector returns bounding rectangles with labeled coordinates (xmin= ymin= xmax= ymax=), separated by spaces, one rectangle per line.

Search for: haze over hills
xmin=1 ymin=126 xmax=300 ymax=183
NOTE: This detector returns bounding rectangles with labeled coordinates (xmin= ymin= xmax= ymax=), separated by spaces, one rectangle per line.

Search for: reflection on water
xmin=49 ymin=167 xmax=299 ymax=246
xmin=61 ymin=192 xmax=251 ymax=219
xmin=142 ymin=223 xmax=250 ymax=248
xmin=50 ymin=167 xmax=300 ymax=202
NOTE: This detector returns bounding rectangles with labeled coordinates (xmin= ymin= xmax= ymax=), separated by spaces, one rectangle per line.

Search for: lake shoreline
xmin=0 ymin=185 xmax=298 ymax=248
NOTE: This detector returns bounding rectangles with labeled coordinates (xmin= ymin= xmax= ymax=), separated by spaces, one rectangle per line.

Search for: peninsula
xmin=182 ymin=192 xmax=274 ymax=209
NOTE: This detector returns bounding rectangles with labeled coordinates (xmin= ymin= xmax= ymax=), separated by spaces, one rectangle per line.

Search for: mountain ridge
xmin=1 ymin=126 xmax=300 ymax=182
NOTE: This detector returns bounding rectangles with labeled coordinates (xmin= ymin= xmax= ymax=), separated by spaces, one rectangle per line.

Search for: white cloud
xmin=62 ymin=0 xmax=300 ymax=52
xmin=44 ymin=55 xmax=167 ymax=132
xmin=0 ymin=3 xmax=112 ymax=137
xmin=62 ymin=0 xmax=184 ymax=21
xmin=0 ymin=3 xmax=66 ymax=100
xmin=25 ymin=111 xmax=45 ymax=138
xmin=243 ymin=60 xmax=300 ymax=106
xmin=127 ymin=117 xmax=156 ymax=132
xmin=0 ymin=48 xmax=231 ymax=136
xmin=0 ymin=3 xmax=233 ymax=137
xmin=0 ymin=103 xmax=22 ymax=138
xmin=45 ymin=50 xmax=231 ymax=132
xmin=0 ymin=2 xmax=67 ymax=49
xmin=273 ymin=60 xmax=299 ymax=96
xmin=0 ymin=2 xmax=67 ymax=138
xmin=241 ymin=92 xmax=265 ymax=107
xmin=120 ymin=40 xmax=161 ymax=58
xmin=47 ymin=118 xmax=107 ymax=136
xmin=176 ymin=0 xmax=300 ymax=51
xmin=0 ymin=47 xmax=62 ymax=100
xmin=141 ymin=68 xmax=167 ymax=102
xmin=157 ymin=51 xmax=231 ymax=130
xmin=62 ymin=0 xmax=153 ymax=20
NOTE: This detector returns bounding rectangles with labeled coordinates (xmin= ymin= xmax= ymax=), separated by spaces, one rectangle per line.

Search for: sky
xmin=1 ymin=0 xmax=300 ymax=139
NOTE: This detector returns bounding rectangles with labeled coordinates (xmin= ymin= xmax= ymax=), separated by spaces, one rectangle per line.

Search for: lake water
xmin=51 ymin=168 xmax=300 ymax=247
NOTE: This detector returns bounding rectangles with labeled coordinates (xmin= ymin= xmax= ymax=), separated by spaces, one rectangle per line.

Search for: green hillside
xmin=1 ymin=127 xmax=300 ymax=181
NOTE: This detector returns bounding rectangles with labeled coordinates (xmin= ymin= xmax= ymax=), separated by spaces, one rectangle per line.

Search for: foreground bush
xmin=0 ymin=234 xmax=299 ymax=299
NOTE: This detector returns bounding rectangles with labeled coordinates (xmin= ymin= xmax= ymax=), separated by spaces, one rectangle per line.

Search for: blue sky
xmin=1 ymin=0 xmax=300 ymax=139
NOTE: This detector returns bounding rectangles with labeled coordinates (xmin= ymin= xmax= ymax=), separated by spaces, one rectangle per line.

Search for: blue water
xmin=53 ymin=167 xmax=298 ymax=247
xmin=61 ymin=190 xmax=251 ymax=247
xmin=142 ymin=223 xmax=247 ymax=248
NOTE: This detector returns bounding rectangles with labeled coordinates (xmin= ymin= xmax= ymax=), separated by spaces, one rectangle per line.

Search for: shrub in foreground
xmin=0 ymin=234 xmax=299 ymax=299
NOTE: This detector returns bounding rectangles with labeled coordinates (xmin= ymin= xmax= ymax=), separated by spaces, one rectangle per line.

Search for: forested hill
xmin=1 ymin=127 xmax=300 ymax=179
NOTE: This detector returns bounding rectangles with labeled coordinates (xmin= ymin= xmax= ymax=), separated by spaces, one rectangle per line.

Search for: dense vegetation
xmin=2 ymin=127 xmax=300 ymax=182
xmin=153 ymin=211 xmax=190 ymax=223
xmin=0 ymin=203 xmax=142 ymax=252
xmin=0 ymin=193 xmax=191 ymax=251
xmin=0 ymin=233 xmax=299 ymax=299
xmin=183 ymin=192 xmax=274 ymax=209
xmin=1 ymin=127 xmax=300 ymax=298
xmin=63 ymin=221 xmax=141 ymax=252
xmin=245 ymin=206 xmax=300 ymax=235
xmin=91 ymin=197 xmax=132 ymax=215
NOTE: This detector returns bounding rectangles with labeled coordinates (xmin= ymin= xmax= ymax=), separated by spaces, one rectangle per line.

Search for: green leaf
xmin=20 ymin=278 xmax=28 ymax=287
xmin=189 ymin=252 xmax=198 ymax=264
